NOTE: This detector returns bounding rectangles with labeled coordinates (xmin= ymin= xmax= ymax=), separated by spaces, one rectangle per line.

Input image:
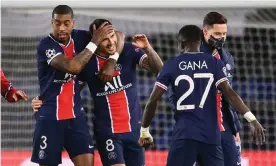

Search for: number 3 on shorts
xmin=106 ymin=139 xmax=115 ymax=151
xmin=40 ymin=135 xmax=47 ymax=149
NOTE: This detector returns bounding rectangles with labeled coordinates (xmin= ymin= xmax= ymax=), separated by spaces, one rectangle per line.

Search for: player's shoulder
xmin=122 ymin=42 xmax=143 ymax=54
xmin=123 ymin=42 xmax=135 ymax=51
xmin=71 ymin=29 xmax=90 ymax=38
xmin=163 ymin=57 xmax=177 ymax=67
xmin=72 ymin=29 xmax=89 ymax=34
xmin=221 ymin=48 xmax=234 ymax=61
xmin=222 ymin=48 xmax=233 ymax=56
xmin=37 ymin=35 xmax=58 ymax=50
xmin=175 ymin=52 xmax=212 ymax=61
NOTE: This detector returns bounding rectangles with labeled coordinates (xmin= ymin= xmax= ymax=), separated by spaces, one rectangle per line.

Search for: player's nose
xmin=59 ymin=24 xmax=66 ymax=31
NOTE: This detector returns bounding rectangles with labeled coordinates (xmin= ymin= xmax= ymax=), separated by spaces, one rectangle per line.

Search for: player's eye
xmin=54 ymin=21 xmax=61 ymax=26
xmin=64 ymin=21 xmax=71 ymax=27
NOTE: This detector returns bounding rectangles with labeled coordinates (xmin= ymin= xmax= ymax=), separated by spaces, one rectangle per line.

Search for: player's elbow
xmin=69 ymin=64 xmax=82 ymax=75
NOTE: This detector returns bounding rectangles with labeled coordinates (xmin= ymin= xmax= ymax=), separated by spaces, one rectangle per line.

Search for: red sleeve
xmin=1 ymin=69 xmax=17 ymax=102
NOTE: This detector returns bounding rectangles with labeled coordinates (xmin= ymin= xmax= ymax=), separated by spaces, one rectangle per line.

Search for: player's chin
xmin=105 ymin=48 xmax=116 ymax=55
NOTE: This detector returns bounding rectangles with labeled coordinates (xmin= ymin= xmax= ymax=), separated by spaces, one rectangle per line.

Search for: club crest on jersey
xmin=114 ymin=64 xmax=122 ymax=71
xmin=38 ymin=150 xmax=46 ymax=159
xmin=226 ymin=64 xmax=232 ymax=70
xmin=45 ymin=49 xmax=56 ymax=58
xmin=108 ymin=152 xmax=117 ymax=160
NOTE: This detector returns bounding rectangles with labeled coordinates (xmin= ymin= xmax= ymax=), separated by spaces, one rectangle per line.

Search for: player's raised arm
xmin=217 ymin=81 xmax=266 ymax=145
xmin=97 ymin=31 xmax=125 ymax=82
xmin=50 ymin=22 xmax=114 ymax=74
xmin=132 ymin=34 xmax=163 ymax=73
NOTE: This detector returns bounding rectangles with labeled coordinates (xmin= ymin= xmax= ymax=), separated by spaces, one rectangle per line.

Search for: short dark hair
xmin=203 ymin=12 xmax=227 ymax=27
xmin=52 ymin=5 xmax=74 ymax=18
xmin=89 ymin=19 xmax=112 ymax=35
xmin=178 ymin=25 xmax=202 ymax=43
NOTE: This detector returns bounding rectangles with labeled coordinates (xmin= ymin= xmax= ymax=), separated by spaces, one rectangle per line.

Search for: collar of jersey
xmin=95 ymin=53 xmax=108 ymax=60
xmin=48 ymin=34 xmax=72 ymax=48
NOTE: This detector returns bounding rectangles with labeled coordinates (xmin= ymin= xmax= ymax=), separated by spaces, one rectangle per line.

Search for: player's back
xmin=161 ymin=52 xmax=228 ymax=144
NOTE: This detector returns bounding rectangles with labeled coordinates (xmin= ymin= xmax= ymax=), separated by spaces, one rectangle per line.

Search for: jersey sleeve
xmin=1 ymin=69 xmax=17 ymax=102
xmin=132 ymin=46 xmax=147 ymax=67
xmin=155 ymin=60 xmax=173 ymax=91
xmin=71 ymin=29 xmax=91 ymax=53
xmin=37 ymin=39 xmax=64 ymax=65
xmin=214 ymin=58 xmax=229 ymax=87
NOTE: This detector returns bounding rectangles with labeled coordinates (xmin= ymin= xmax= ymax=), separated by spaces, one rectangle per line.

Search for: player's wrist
xmin=243 ymin=111 xmax=256 ymax=122
xmin=86 ymin=42 xmax=97 ymax=53
xmin=109 ymin=52 xmax=119 ymax=61
xmin=140 ymin=126 xmax=150 ymax=136
xmin=144 ymin=44 xmax=152 ymax=50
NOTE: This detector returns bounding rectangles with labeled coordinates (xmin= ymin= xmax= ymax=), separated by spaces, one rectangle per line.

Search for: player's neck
xmin=50 ymin=34 xmax=70 ymax=46
xmin=95 ymin=51 xmax=109 ymax=58
xmin=183 ymin=46 xmax=200 ymax=53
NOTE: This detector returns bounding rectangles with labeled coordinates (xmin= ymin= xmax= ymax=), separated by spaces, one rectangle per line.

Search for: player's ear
xmin=72 ymin=19 xmax=75 ymax=28
xmin=203 ymin=26 xmax=208 ymax=36
xmin=177 ymin=41 xmax=184 ymax=52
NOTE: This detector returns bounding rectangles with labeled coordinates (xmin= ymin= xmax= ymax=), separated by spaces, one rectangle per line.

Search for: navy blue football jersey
xmin=79 ymin=43 xmax=147 ymax=135
xmin=36 ymin=29 xmax=90 ymax=120
xmin=156 ymin=52 xmax=228 ymax=144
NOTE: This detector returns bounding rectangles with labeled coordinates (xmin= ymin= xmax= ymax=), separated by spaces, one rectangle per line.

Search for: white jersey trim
xmin=139 ymin=53 xmax=148 ymax=68
xmin=48 ymin=34 xmax=72 ymax=48
xmin=123 ymin=90 xmax=132 ymax=132
xmin=215 ymin=77 xmax=228 ymax=87
xmin=155 ymin=82 xmax=168 ymax=91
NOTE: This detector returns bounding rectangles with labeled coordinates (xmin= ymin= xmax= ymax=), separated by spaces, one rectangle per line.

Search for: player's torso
xmin=37 ymin=34 xmax=84 ymax=120
xmin=169 ymin=53 xmax=221 ymax=144
xmin=80 ymin=44 xmax=141 ymax=135
xmin=201 ymin=42 xmax=236 ymax=132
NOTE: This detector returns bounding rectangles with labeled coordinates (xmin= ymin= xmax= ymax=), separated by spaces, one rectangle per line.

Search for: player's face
xmin=203 ymin=24 xmax=227 ymax=41
xmin=51 ymin=14 xmax=75 ymax=44
xmin=97 ymin=30 xmax=117 ymax=56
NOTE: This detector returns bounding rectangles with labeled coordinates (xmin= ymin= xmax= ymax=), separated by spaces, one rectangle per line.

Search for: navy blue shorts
xmin=31 ymin=115 xmax=94 ymax=165
xmin=221 ymin=131 xmax=242 ymax=166
xmin=167 ymin=139 xmax=224 ymax=166
xmin=96 ymin=128 xmax=144 ymax=166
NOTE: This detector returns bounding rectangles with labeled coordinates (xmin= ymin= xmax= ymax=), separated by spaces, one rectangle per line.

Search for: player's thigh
xmin=123 ymin=130 xmax=145 ymax=166
xmin=64 ymin=115 xmax=94 ymax=165
xmin=167 ymin=139 xmax=197 ymax=166
xmin=96 ymin=135 xmax=125 ymax=166
xmin=199 ymin=143 xmax=224 ymax=166
xmin=31 ymin=120 xmax=64 ymax=165
xmin=221 ymin=131 xmax=239 ymax=166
